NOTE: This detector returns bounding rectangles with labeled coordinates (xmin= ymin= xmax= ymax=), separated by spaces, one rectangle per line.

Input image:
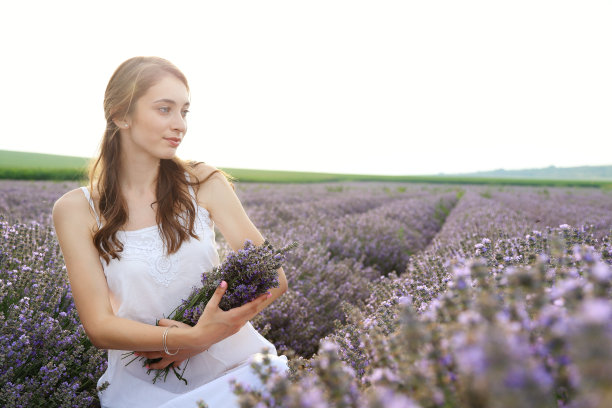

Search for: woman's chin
xmin=158 ymin=150 xmax=178 ymax=160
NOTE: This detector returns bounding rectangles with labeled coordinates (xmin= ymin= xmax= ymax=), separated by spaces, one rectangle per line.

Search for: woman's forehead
xmin=141 ymin=75 xmax=189 ymax=104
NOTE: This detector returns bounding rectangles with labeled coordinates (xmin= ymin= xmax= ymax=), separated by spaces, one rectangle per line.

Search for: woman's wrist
xmin=168 ymin=325 xmax=209 ymax=351
xmin=189 ymin=324 xmax=216 ymax=350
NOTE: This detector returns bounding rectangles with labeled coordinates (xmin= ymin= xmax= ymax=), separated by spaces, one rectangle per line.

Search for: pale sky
xmin=1 ymin=1 xmax=610 ymax=175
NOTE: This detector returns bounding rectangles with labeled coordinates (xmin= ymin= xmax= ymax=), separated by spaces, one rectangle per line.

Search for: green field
xmin=1 ymin=149 xmax=611 ymax=188
xmin=0 ymin=150 xmax=91 ymax=169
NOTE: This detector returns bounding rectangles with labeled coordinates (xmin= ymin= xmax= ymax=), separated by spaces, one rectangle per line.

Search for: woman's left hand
xmin=133 ymin=319 xmax=207 ymax=370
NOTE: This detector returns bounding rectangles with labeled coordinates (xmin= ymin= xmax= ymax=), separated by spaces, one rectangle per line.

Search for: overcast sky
xmin=1 ymin=0 xmax=610 ymax=175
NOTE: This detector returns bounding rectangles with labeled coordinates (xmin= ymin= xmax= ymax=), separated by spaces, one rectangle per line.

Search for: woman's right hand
xmin=193 ymin=281 xmax=271 ymax=348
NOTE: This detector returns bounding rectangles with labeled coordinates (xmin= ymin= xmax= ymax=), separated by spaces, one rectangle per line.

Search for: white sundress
xmin=80 ymin=180 xmax=287 ymax=408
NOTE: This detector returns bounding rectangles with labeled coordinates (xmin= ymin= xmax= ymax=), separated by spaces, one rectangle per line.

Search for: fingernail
xmin=220 ymin=281 xmax=227 ymax=288
xmin=267 ymin=293 xmax=272 ymax=298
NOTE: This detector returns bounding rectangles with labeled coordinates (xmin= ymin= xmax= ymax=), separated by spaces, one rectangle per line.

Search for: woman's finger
xmin=172 ymin=359 xmax=186 ymax=368
xmin=257 ymin=291 xmax=272 ymax=302
xmin=206 ymin=280 xmax=228 ymax=310
xmin=158 ymin=319 xmax=191 ymax=329
xmin=135 ymin=351 xmax=163 ymax=359
xmin=147 ymin=357 xmax=175 ymax=370
xmin=157 ymin=319 xmax=173 ymax=327
xmin=251 ymin=291 xmax=271 ymax=307
xmin=230 ymin=291 xmax=271 ymax=319
xmin=252 ymin=292 xmax=272 ymax=312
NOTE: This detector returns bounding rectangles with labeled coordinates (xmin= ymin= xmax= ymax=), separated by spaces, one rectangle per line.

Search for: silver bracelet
xmin=163 ymin=325 xmax=180 ymax=356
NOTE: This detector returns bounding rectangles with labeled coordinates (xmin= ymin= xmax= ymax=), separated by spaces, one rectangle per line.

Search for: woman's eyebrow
xmin=152 ymin=98 xmax=190 ymax=107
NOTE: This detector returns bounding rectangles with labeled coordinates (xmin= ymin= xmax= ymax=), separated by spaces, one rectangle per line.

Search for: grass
xmin=2 ymin=149 xmax=612 ymax=188
xmin=0 ymin=150 xmax=90 ymax=169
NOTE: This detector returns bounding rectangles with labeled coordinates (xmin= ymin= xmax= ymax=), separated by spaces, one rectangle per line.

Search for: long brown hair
xmin=89 ymin=56 xmax=233 ymax=264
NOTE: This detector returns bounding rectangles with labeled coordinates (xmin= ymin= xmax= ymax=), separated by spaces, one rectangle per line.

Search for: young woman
xmin=52 ymin=56 xmax=288 ymax=407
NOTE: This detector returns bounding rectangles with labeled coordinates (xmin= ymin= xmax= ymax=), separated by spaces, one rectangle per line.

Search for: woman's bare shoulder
xmin=53 ymin=187 xmax=86 ymax=210
xmin=191 ymin=162 xmax=234 ymax=209
xmin=52 ymin=188 xmax=95 ymax=228
xmin=192 ymin=161 xmax=225 ymax=182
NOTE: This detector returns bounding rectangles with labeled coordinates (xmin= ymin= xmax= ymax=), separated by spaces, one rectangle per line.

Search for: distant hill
xmin=449 ymin=165 xmax=612 ymax=181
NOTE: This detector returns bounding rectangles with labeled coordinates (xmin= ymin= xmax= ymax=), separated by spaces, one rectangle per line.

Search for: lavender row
xmin=243 ymin=189 xmax=460 ymax=356
xmin=239 ymin=182 xmax=439 ymax=230
xmin=489 ymin=186 xmax=612 ymax=239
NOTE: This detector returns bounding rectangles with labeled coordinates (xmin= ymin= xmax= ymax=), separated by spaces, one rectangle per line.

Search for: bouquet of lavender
xmin=123 ymin=239 xmax=298 ymax=384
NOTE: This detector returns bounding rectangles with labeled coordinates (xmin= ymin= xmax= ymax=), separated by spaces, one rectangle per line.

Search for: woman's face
xmin=121 ymin=74 xmax=190 ymax=160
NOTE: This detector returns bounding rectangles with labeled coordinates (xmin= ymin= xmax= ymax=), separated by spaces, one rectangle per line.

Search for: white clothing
xmin=80 ymin=182 xmax=287 ymax=408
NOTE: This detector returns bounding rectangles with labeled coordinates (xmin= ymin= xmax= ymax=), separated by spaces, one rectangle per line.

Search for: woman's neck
xmin=118 ymin=151 xmax=160 ymax=195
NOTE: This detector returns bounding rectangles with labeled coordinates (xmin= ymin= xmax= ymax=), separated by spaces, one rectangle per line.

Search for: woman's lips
xmin=164 ymin=137 xmax=181 ymax=147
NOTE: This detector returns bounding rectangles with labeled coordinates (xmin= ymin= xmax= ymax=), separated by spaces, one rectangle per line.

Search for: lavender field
xmin=2 ymin=180 xmax=612 ymax=407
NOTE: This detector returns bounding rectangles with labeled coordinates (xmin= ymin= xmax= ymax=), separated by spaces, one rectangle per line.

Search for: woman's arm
xmin=52 ymin=189 xmax=268 ymax=353
xmin=194 ymin=164 xmax=289 ymax=311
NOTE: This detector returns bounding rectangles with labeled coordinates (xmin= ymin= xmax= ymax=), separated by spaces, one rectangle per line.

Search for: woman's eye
xmin=181 ymin=109 xmax=190 ymax=117
xmin=159 ymin=107 xmax=170 ymax=113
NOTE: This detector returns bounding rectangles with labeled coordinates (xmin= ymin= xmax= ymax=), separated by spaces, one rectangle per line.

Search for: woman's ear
xmin=111 ymin=117 xmax=130 ymax=129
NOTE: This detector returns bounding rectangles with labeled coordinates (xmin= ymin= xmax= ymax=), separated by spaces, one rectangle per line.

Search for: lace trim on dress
xmin=116 ymin=208 xmax=213 ymax=288
xmin=80 ymin=187 xmax=101 ymax=229
xmin=186 ymin=171 xmax=214 ymax=231
xmin=119 ymin=229 xmax=181 ymax=287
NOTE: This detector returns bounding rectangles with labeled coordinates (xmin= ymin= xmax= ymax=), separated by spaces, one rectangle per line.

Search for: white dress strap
xmin=80 ymin=186 xmax=102 ymax=228
xmin=184 ymin=172 xmax=197 ymax=203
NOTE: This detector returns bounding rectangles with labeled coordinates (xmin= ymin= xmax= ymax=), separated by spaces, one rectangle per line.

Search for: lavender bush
xmin=0 ymin=216 xmax=106 ymax=407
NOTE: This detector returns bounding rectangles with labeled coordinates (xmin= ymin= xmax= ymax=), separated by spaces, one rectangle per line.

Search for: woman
xmin=52 ymin=56 xmax=288 ymax=407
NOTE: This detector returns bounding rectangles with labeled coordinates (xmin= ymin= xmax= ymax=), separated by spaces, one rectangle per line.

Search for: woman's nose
xmin=172 ymin=112 xmax=187 ymax=133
